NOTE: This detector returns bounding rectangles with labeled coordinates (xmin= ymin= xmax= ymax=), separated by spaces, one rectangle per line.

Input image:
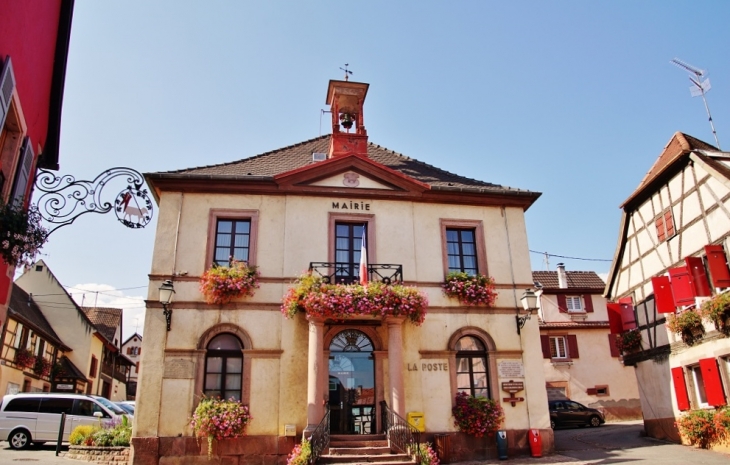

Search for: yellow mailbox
xmin=407 ymin=411 xmax=425 ymax=432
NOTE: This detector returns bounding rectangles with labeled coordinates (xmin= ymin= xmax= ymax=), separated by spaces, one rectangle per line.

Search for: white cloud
xmin=66 ymin=283 xmax=147 ymax=341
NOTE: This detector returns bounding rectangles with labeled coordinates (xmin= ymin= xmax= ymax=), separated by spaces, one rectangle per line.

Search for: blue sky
xmin=33 ymin=1 xmax=730 ymax=338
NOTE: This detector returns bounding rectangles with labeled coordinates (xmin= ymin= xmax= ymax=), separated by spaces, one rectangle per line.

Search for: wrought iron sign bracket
xmin=34 ymin=167 xmax=154 ymax=236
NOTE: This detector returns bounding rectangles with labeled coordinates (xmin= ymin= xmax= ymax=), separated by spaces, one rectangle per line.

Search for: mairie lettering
xmin=332 ymin=201 xmax=370 ymax=211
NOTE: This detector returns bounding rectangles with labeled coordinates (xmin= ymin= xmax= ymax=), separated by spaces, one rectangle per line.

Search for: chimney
xmin=557 ymin=263 xmax=567 ymax=289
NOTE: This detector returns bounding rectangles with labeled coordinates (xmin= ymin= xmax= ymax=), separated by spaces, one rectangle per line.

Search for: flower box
xmin=190 ymin=396 xmax=252 ymax=457
xmin=451 ymin=392 xmax=504 ymax=437
xmin=700 ymin=292 xmax=730 ymax=336
xmin=666 ymin=309 xmax=705 ymax=346
xmin=442 ymin=272 xmax=497 ymax=306
xmin=200 ymin=260 xmax=260 ymax=305
xmin=14 ymin=349 xmax=36 ymax=370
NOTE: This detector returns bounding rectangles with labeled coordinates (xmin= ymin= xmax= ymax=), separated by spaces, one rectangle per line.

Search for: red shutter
xmin=652 ymin=276 xmax=675 ymax=313
xmin=608 ymin=334 xmax=619 ymax=357
xmin=669 ymin=267 xmax=696 ymax=307
xmin=586 ymin=388 xmax=597 ymax=395
xmin=583 ymin=295 xmax=594 ymax=312
xmin=705 ymin=245 xmax=730 ymax=288
xmin=138 ymin=347 xmax=141 ymax=355
xmin=656 ymin=217 xmax=666 ymax=242
xmin=557 ymin=294 xmax=567 ymax=313
xmin=567 ymin=335 xmax=579 ymax=359
xmin=607 ymin=303 xmax=623 ymax=334
xmin=665 ymin=210 xmax=675 ymax=237
xmin=685 ymin=257 xmax=711 ymax=297
xmin=540 ymin=335 xmax=551 ymax=359
xmin=671 ymin=367 xmax=690 ymax=411
xmin=619 ymin=297 xmax=636 ymax=330
xmin=699 ymin=358 xmax=727 ymax=407
xmin=126 ymin=347 xmax=131 ymax=355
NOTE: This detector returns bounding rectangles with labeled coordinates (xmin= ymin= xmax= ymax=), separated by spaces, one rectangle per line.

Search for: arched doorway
xmin=328 ymin=329 xmax=375 ymax=434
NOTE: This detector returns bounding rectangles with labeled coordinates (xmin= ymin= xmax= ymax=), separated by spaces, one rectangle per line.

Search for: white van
xmin=0 ymin=393 xmax=127 ymax=449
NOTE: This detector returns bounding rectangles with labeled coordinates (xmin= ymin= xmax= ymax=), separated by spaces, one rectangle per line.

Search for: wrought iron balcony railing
xmin=309 ymin=262 xmax=403 ymax=285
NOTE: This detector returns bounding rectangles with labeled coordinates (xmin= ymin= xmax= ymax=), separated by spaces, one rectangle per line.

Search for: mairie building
xmin=132 ymin=79 xmax=550 ymax=464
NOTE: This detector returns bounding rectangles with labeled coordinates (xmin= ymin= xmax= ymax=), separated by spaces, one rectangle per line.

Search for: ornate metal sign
xmin=34 ymin=167 xmax=153 ymax=235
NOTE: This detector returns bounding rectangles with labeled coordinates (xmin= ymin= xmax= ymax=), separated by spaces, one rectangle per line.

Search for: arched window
xmin=455 ymin=336 xmax=489 ymax=398
xmin=204 ymin=333 xmax=243 ymax=400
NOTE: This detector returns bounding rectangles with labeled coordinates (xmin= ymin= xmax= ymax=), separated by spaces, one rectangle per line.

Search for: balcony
xmin=101 ymin=362 xmax=129 ymax=383
xmin=309 ymin=262 xmax=403 ymax=285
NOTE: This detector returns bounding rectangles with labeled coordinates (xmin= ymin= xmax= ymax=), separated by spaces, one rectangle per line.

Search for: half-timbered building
xmin=605 ymin=132 xmax=730 ymax=442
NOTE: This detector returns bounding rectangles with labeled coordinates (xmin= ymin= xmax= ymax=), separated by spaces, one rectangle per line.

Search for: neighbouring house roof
xmin=122 ymin=333 xmax=142 ymax=347
xmin=532 ymin=271 xmax=605 ymax=291
xmin=55 ymin=355 xmax=87 ymax=381
xmin=81 ymin=307 xmax=122 ymax=345
xmin=621 ymin=132 xmax=718 ymax=208
xmin=8 ymin=284 xmax=69 ymax=351
xmin=147 ymin=135 xmax=541 ymax=201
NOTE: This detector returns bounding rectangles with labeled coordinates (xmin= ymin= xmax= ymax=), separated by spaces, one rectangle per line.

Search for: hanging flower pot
xmin=0 ymin=201 xmax=49 ymax=268
xmin=667 ymin=309 xmax=705 ymax=346
xmin=700 ymin=291 xmax=730 ymax=336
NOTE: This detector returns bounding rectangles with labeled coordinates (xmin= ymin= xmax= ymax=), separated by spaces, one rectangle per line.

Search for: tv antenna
xmin=340 ymin=63 xmax=353 ymax=81
xmin=670 ymin=58 xmax=721 ymax=149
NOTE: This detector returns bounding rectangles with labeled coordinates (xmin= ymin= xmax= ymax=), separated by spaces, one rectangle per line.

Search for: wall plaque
xmin=497 ymin=360 xmax=524 ymax=378
xmin=163 ymin=359 xmax=195 ymax=379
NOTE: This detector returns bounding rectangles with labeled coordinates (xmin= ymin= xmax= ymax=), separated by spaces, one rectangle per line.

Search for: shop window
xmin=204 ymin=333 xmax=243 ymax=401
xmin=656 ymin=209 xmax=675 ymax=242
xmin=206 ymin=210 xmax=259 ymax=267
xmin=455 ymin=336 xmax=489 ymax=398
xmin=334 ymin=222 xmax=366 ymax=283
xmin=440 ymin=219 xmax=486 ymax=277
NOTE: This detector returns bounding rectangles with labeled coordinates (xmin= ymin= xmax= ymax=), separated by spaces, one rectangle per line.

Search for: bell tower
xmin=326 ymin=79 xmax=370 ymax=158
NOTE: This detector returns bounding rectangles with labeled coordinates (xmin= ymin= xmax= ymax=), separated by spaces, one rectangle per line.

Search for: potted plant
xmin=451 ymin=392 xmax=504 ymax=437
xmin=700 ymin=292 xmax=730 ymax=336
xmin=199 ymin=259 xmax=260 ymax=305
xmin=189 ymin=396 xmax=252 ymax=458
xmin=14 ymin=348 xmax=36 ymax=370
xmin=285 ymin=438 xmax=311 ymax=465
xmin=616 ymin=328 xmax=642 ymax=353
xmin=281 ymin=273 xmax=428 ymax=325
xmin=675 ymin=409 xmax=718 ymax=449
xmin=442 ymin=271 xmax=497 ymax=306
xmin=0 ymin=200 xmax=48 ymax=268
xmin=666 ymin=309 xmax=705 ymax=346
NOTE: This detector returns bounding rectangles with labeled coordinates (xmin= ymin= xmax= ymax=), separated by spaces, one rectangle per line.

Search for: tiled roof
xmin=621 ymin=132 xmax=717 ymax=208
xmin=81 ymin=307 xmax=122 ymax=344
xmin=532 ymin=271 xmax=605 ymax=290
xmin=156 ymin=135 xmax=535 ymax=195
xmin=8 ymin=284 xmax=66 ymax=349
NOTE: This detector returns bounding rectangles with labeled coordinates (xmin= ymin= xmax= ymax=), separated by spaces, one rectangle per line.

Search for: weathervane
xmin=340 ymin=63 xmax=353 ymax=81
xmin=670 ymin=58 xmax=721 ymax=149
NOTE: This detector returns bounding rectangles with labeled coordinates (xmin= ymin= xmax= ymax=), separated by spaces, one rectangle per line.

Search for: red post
xmin=529 ymin=429 xmax=542 ymax=457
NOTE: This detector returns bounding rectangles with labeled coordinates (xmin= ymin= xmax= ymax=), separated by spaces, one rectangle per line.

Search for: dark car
xmin=548 ymin=399 xmax=605 ymax=429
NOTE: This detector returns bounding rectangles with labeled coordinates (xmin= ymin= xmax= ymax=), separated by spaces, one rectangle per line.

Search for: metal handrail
xmin=308 ymin=406 xmax=330 ymax=464
xmin=380 ymin=401 xmax=425 ymax=464
xmin=309 ymin=262 xmax=403 ymax=285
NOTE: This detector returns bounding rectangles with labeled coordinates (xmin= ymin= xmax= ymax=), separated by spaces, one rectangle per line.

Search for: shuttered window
xmin=699 ymin=358 xmax=727 ymax=407
xmin=652 ymin=276 xmax=675 ymax=314
xmin=10 ymin=137 xmax=34 ymax=207
xmin=705 ymin=245 xmax=730 ymax=288
xmin=656 ymin=209 xmax=675 ymax=242
xmin=685 ymin=257 xmax=711 ymax=297
xmin=549 ymin=336 xmax=568 ymax=359
xmin=557 ymin=294 xmax=567 ymax=313
xmin=671 ymin=367 xmax=690 ymax=411
xmin=583 ymin=294 xmax=594 ymax=312
xmin=0 ymin=56 xmax=15 ymax=130
xmin=566 ymin=296 xmax=583 ymax=312
xmin=619 ymin=297 xmax=637 ymax=330
xmin=668 ymin=267 xmax=696 ymax=307
xmin=540 ymin=335 xmax=551 ymax=359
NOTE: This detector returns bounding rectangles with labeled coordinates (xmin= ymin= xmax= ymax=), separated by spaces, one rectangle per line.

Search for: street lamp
xmin=159 ymin=280 xmax=175 ymax=331
xmin=517 ymin=289 xmax=538 ymax=335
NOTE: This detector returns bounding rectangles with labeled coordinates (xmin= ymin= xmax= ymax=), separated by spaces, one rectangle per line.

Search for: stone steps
xmin=319 ymin=434 xmax=415 ymax=465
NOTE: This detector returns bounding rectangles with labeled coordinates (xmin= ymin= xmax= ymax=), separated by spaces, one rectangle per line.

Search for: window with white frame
xmin=566 ymin=296 xmax=583 ymax=312
xmin=550 ymin=336 xmax=568 ymax=359
xmin=689 ymin=365 xmax=709 ymax=408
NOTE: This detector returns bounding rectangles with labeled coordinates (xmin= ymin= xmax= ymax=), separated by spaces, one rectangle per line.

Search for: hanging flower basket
xmin=281 ymin=273 xmax=428 ymax=325
xmin=199 ymin=260 xmax=260 ymax=305
xmin=15 ymin=349 xmax=37 ymax=370
xmin=189 ymin=396 xmax=252 ymax=458
xmin=33 ymin=357 xmax=52 ymax=378
xmin=615 ymin=328 xmax=642 ymax=353
xmin=666 ymin=309 xmax=705 ymax=346
xmin=442 ymin=272 xmax=497 ymax=306
xmin=0 ymin=201 xmax=49 ymax=268
xmin=700 ymin=292 xmax=730 ymax=336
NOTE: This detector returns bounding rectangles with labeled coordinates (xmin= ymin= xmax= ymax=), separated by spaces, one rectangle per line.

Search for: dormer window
xmin=566 ymin=296 xmax=583 ymax=312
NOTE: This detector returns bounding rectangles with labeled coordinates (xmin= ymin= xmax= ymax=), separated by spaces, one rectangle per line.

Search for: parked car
xmin=0 ymin=393 xmax=127 ymax=449
xmin=548 ymin=399 xmax=605 ymax=429
xmin=114 ymin=401 xmax=134 ymax=416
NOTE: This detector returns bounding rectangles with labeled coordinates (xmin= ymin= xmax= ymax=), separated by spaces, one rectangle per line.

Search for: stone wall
xmin=65 ymin=445 xmax=130 ymax=464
